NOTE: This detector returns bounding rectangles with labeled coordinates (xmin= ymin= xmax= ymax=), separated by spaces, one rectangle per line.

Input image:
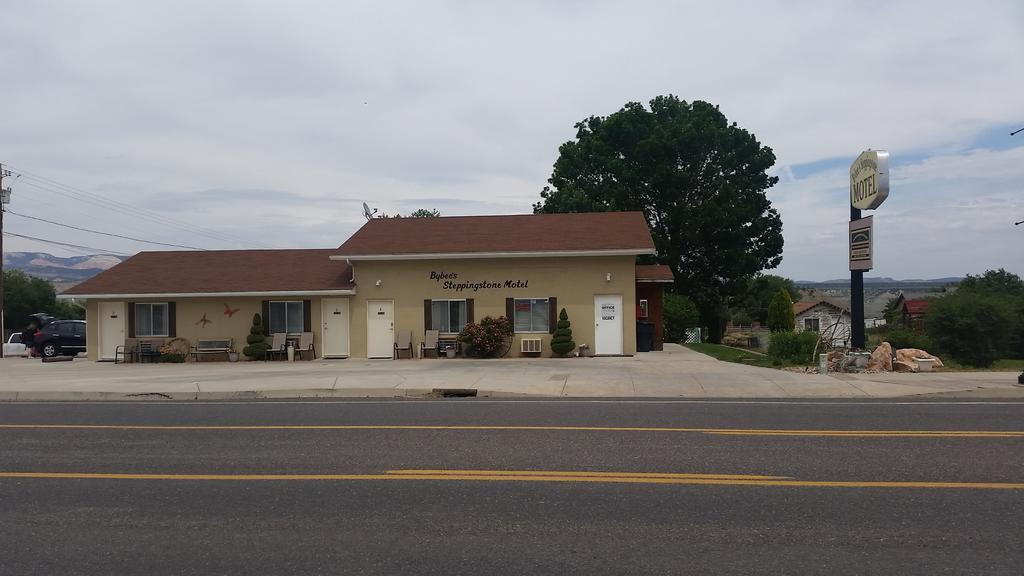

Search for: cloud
xmin=1 ymin=0 xmax=1022 ymax=278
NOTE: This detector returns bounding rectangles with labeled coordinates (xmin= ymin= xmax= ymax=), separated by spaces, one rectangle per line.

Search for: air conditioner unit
xmin=520 ymin=338 xmax=542 ymax=354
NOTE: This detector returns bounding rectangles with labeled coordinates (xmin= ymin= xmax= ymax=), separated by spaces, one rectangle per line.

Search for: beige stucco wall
xmin=84 ymin=297 xmax=324 ymax=361
xmin=348 ymin=255 xmax=637 ymax=358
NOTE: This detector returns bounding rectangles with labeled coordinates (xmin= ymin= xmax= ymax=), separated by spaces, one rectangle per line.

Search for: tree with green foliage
xmin=533 ymin=96 xmax=783 ymax=343
xmin=549 ymin=308 xmax=576 ymax=357
xmin=408 ymin=208 xmax=441 ymax=218
xmin=766 ymin=288 xmax=795 ymax=332
xmin=663 ymin=293 xmax=700 ymax=343
xmin=242 ymin=313 xmax=270 ymax=359
xmin=2 ymin=269 xmax=84 ymax=331
xmin=925 ymin=292 xmax=1015 ymax=367
xmin=924 ymin=269 xmax=1024 ymax=364
xmin=732 ymin=274 xmax=799 ymax=325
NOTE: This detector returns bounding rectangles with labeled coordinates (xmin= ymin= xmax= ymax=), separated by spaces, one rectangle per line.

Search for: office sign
xmin=849 ymin=216 xmax=873 ymax=271
xmin=850 ymin=150 xmax=889 ymax=210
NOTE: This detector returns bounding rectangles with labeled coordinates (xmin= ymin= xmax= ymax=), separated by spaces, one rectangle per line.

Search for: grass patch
xmin=684 ymin=343 xmax=791 ymax=369
xmin=939 ymin=358 xmax=1024 ymax=372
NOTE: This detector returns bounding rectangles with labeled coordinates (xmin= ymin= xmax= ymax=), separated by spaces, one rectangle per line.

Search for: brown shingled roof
xmin=635 ymin=264 xmax=674 ymax=283
xmin=336 ymin=212 xmax=656 ymax=257
xmin=62 ymin=249 xmax=353 ymax=296
xmin=793 ymin=300 xmax=848 ymax=316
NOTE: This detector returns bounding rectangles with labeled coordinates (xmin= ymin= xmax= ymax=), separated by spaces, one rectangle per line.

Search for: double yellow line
xmin=2 ymin=469 xmax=1022 ymax=490
xmin=2 ymin=424 xmax=1022 ymax=437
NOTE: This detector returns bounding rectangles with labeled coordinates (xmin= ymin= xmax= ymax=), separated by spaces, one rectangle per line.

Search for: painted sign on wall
xmin=429 ymin=271 xmax=529 ymax=292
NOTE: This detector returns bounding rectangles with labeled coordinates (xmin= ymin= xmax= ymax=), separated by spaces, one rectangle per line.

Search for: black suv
xmin=36 ymin=320 xmax=87 ymax=358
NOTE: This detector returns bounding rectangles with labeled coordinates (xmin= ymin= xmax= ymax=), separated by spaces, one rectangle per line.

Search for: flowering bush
xmin=458 ymin=315 xmax=513 ymax=358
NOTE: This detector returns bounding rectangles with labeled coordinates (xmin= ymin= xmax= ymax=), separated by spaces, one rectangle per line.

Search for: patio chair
xmin=394 ymin=330 xmax=413 ymax=359
xmin=420 ymin=330 xmax=439 ymax=359
xmin=137 ymin=339 xmax=164 ymax=363
xmin=265 ymin=333 xmax=287 ymax=361
xmin=115 ymin=337 xmax=138 ymax=364
xmin=296 ymin=332 xmax=315 ymax=360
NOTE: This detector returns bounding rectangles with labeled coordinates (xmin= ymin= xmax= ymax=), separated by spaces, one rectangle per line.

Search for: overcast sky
xmin=1 ymin=0 xmax=1022 ymax=281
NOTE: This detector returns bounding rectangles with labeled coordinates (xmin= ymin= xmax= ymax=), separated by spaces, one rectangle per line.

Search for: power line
xmin=6 ymin=210 xmax=208 ymax=251
xmin=12 ymin=176 xmax=264 ymax=248
xmin=3 ymin=231 xmax=130 ymax=256
xmin=4 ymin=165 xmax=278 ymax=248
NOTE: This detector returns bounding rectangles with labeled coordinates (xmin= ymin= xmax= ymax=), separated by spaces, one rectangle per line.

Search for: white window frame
xmin=638 ymin=299 xmax=649 ymax=319
xmin=269 ymin=300 xmax=305 ymax=334
xmin=514 ymin=297 xmax=549 ymax=334
xmin=430 ymin=299 xmax=468 ymax=334
xmin=135 ymin=303 xmax=169 ymax=337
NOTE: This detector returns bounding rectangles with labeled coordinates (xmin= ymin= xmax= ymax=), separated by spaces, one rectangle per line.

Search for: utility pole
xmin=0 ymin=163 xmax=8 ymax=358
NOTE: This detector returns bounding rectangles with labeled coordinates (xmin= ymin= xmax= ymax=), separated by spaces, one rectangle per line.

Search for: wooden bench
xmin=190 ymin=338 xmax=233 ymax=362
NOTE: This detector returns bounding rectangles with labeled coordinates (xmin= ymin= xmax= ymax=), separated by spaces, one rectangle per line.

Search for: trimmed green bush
xmin=243 ymin=313 xmax=270 ymax=359
xmin=767 ymin=289 xmax=795 ymax=332
xmin=550 ymin=308 xmax=576 ymax=357
xmin=664 ymin=293 xmax=699 ymax=343
xmin=767 ymin=331 xmax=819 ymax=364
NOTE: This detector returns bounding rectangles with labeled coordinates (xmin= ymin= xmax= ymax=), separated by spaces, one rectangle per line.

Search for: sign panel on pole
xmin=850 ymin=150 xmax=889 ymax=210
xmin=849 ymin=216 xmax=873 ymax=271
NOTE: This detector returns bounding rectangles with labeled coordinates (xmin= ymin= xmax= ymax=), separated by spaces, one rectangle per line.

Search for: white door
xmin=366 ymin=300 xmax=395 ymax=359
xmin=321 ymin=298 xmax=350 ymax=358
xmin=98 ymin=301 xmax=125 ymax=361
xmin=594 ymin=295 xmax=623 ymax=355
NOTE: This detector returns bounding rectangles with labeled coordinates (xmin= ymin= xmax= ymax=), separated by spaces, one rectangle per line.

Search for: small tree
xmin=767 ymin=289 xmax=794 ymax=332
xmin=663 ymin=293 xmax=699 ymax=343
xmin=242 ymin=313 xmax=270 ymax=359
xmin=550 ymin=308 xmax=576 ymax=357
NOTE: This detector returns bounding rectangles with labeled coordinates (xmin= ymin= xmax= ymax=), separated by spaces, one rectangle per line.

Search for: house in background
xmin=792 ymin=300 xmax=852 ymax=347
xmin=892 ymin=294 xmax=932 ymax=329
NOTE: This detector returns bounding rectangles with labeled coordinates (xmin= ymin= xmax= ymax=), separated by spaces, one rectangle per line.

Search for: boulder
xmin=893 ymin=360 xmax=918 ymax=373
xmin=867 ymin=342 xmax=893 ymax=372
xmin=895 ymin=348 xmax=944 ymax=368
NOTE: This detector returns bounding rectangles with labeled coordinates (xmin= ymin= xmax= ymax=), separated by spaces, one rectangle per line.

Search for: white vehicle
xmin=4 ymin=333 xmax=29 ymax=357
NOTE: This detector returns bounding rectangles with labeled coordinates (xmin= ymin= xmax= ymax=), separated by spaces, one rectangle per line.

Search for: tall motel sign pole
xmin=848 ymin=150 xmax=889 ymax=349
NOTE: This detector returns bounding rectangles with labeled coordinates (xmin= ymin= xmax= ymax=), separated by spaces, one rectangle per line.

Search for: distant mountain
xmin=2 ymin=252 xmax=127 ymax=284
xmin=797 ymin=277 xmax=963 ymax=286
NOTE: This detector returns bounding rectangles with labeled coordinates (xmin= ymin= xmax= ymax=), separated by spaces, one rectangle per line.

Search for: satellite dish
xmin=362 ymin=202 xmax=378 ymax=221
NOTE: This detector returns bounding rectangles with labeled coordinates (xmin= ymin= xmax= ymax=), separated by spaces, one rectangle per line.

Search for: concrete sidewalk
xmin=0 ymin=344 xmax=1020 ymax=400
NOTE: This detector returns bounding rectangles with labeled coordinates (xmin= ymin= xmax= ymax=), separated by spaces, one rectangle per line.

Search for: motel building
xmin=60 ymin=212 xmax=674 ymax=361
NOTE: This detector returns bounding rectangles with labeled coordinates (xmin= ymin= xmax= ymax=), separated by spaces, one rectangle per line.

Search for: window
xmin=804 ymin=318 xmax=820 ymax=332
xmin=269 ymin=301 xmax=304 ymax=334
xmin=136 ymin=303 xmax=169 ymax=337
xmin=638 ymin=299 xmax=649 ymax=319
xmin=57 ymin=322 xmax=76 ymax=336
xmin=514 ymin=298 xmax=549 ymax=333
xmin=431 ymin=300 xmax=467 ymax=333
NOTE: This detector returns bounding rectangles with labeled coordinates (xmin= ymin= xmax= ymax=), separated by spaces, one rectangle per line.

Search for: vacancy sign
xmin=849 ymin=216 xmax=874 ymax=271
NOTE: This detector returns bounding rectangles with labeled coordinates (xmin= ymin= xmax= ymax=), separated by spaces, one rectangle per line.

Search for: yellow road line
xmin=1 ymin=470 xmax=1022 ymax=490
xmin=387 ymin=469 xmax=791 ymax=480
xmin=1 ymin=424 xmax=1021 ymax=437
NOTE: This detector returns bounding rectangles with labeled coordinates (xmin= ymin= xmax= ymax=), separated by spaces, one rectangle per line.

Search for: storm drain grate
xmin=431 ymin=388 xmax=478 ymax=398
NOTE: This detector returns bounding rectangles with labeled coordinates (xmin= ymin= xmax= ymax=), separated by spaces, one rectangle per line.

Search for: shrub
xmin=883 ymin=327 xmax=933 ymax=352
xmin=664 ymin=293 xmax=699 ymax=343
xmin=159 ymin=352 xmax=186 ymax=363
xmin=242 ymin=313 xmax=270 ymax=359
xmin=766 ymin=289 xmax=795 ymax=332
xmin=767 ymin=331 xmax=819 ymax=364
xmin=459 ymin=315 xmax=513 ymax=358
xmin=550 ymin=308 xmax=576 ymax=357
xmin=925 ymin=293 xmax=1015 ymax=368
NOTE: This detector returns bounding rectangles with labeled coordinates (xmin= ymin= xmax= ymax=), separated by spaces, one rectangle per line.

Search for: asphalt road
xmin=1 ymin=398 xmax=1022 ymax=575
